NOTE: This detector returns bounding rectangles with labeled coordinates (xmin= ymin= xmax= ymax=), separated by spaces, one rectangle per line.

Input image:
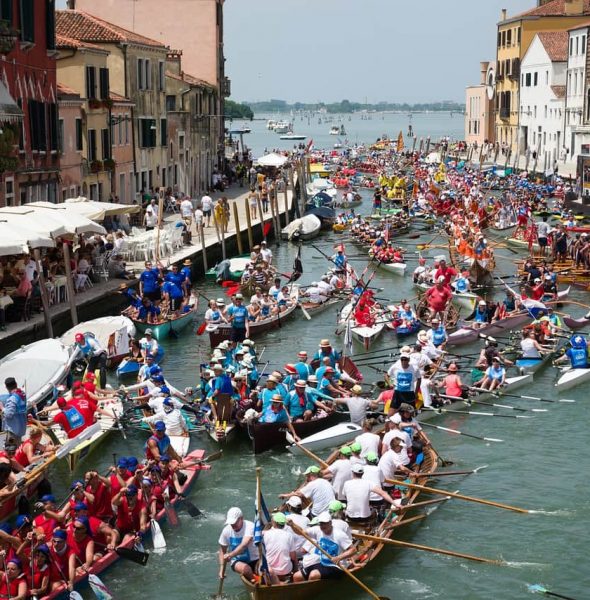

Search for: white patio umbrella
xmin=27 ymin=202 xmax=107 ymax=235
xmin=255 ymin=152 xmax=288 ymax=167
xmin=0 ymin=222 xmax=29 ymax=256
xmin=64 ymin=197 xmax=140 ymax=221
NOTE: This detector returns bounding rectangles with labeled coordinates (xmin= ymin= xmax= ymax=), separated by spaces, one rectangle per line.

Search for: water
xmin=230 ymin=111 xmax=464 ymax=157
xmin=57 ymin=188 xmax=590 ymax=600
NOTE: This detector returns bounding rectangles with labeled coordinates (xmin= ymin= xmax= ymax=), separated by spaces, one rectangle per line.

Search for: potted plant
xmin=103 ymin=158 xmax=116 ymax=171
xmin=102 ymin=98 xmax=113 ymax=110
xmin=88 ymin=99 xmax=102 ymax=109
xmin=90 ymin=160 xmax=102 ymax=173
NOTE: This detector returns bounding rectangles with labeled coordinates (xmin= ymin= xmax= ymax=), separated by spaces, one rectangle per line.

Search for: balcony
xmin=500 ymin=107 xmax=510 ymax=120
xmin=222 ymin=77 xmax=231 ymax=97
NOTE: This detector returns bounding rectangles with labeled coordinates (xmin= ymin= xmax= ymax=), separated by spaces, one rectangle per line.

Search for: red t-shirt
xmin=425 ymin=286 xmax=452 ymax=312
xmin=85 ymin=482 xmax=112 ymax=520
xmin=434 ymin=266 xmax=457 ymax=286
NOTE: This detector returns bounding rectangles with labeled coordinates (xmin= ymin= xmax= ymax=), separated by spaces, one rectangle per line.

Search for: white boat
xmin=415 ymin=281 xmax=479 ymax=313
xmin=61 ymin=316 xmax=136 ymax=366
xmin=0 ymin=339 xmax=79 ymax=409
xmin=555 ymin=366 xmax=590 ymax=392
xmin=339 ymin=302 xmax=385 ymax=350
xmin=379 ymin=262 xmax=407 ymax=276
xmin=274 ymin=121 xmax=290 ymax=134
xmin=469 ymin=374 xmax=532 ymax=402
xmin=266 ymin=119 xmax=277 ymax=130
xmin=280 ymin=133 xmax=306 ymax=140
xmin=286 ymin=422 xmax=362 ymax=455
xmin=329 ymin=126 xmax=340 ymax=135
xmin=281 ymin=214 xmax=322 ymax=241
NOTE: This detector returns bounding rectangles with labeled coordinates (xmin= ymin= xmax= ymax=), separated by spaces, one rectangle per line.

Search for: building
xmin=109 ymin=92 xmax=134 ymax=203
xmin=465 ymin=61 xmax=496 ymax=146
xmin=57 ymin=82 xmax=83 ymax=200
xmin=66 ymin=0 xmax=228 ymax=177
xmin=495 ymin=0 xmax=590 ymax=154
xmin=165 ymin=50 xmax=217 ymax=196
xmin=56 ymin=9 xmax=169 ymax=202
xmin=0 ymin=0 xmax=59 ymax=206
xmin=56 ymin=34 xmax=112 ymax=201
xmin=519 ymin=32 xmax=568 ymax=172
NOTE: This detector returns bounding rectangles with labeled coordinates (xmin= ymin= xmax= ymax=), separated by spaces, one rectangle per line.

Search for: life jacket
xmin=144 ymin=434 xmax=171 ymax=460
xmin=0 ymin=573 xmax=25 ymax=598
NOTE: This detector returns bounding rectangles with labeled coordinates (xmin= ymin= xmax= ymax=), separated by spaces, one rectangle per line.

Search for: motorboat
xmin=281 ymin=214 xmax=322 ymax=242
xmin=280 ymin=132 xmax=306 ymax=140
xmin=274 ymin=121 xmax=290 ymax=134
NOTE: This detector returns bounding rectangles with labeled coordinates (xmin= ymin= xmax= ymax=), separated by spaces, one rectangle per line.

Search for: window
xmin=86 ymin=66 xmax=97 ymax=99
xmin=166 ymin=94 xmax=176 ymax=112
xmin=139 ymin=118 xmax=156 ymax=147
xmin=46 ymin=0 xmax=55 ymax=50
xmin=498 ymin=31 xmax=501 ymax=48
xmin=145 ymin=59 xmax=151 ymax=90
xmin=125 ymin=114 xmax=129 ymax=144
xmin=48 ymin=102 xmax=58 ymax=152
xmin=576 ymin=37 xmax=579 ymax=55
xmin=99 ymin=67 xmax=109 ymax=100
xmin=501 ymin=30 xmax=506 ymax=47
xmin=507 ymin=29 xmax=512 ymax=46
xmin=0 ymin=0 xmax=13 ymax=23
xmin=58 ymin=118 xmax=64 ymax=153
xmin=525 ymin=72 xmax=531 ymax=87
xmin=570 ymin=37 xmax=574 ymax=56
xmin=101 ymin=128 xmax=110 ymax=160
xmin=28 ymin=100 xmax=46 ymax=151
xmin=160 ymin=118 xmax=167 ymax=146
xmin=583 ymin=35 xmax=587 ymax=55
xmin=88 ymin=129 xmax=97 ymax=161
xmin=158 ymin=61 xmax=165 ymax=91
xmin=118 ymin=119 xmax=123 ymax=145
xmin=533 ymin=72 xmax=538 ymax=86
xmin=137 ymin=58 xmax=144 ymax=90
xmin=75 ymin=118 xmax=83 ymax=151
xmin=546 ymin=71 xmax=549 ymax=85
xmin=19 ymin=0 xmax=34 ymax=43
xmin=517 ymin=27 xmax=521 ymax=43
xmin=544 ymin=105 xmax=547 ymax=118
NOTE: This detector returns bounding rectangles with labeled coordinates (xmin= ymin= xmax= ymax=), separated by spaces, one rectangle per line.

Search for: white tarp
xmin=61 ymin=316 xmax=136 ymax=360
xmin=64 ymin=197 xmax=140 ymax=221
xmin=255 ymin=152 xmax=288 ymax=167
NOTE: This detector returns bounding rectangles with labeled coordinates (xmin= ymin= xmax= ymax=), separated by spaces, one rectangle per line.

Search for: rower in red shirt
xmin=84 ymin=471 xmax=113 ymax=521
xmin=48 ymin=398 xmax=88 ymax=439
xmin=424 ymin=277 xmax=453 ymax=319
xmin=109 ymin=457 xmax=133 ymax=498
xmin=33 ymin=495 xmax=59 ymax=539
xmin=112 ymin=485 xmax=149 ymax=538
xmin=433 ymin=259 xmax=457 ymax=287
xmin=14 ymin=427 xmax=53 ymax=469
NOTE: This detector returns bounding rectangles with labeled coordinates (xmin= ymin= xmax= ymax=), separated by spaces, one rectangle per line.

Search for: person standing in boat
xmin=226 ymin=293 xmax=250 ymax=343
xmin=426 ymin=317 xmax=448 ymax=348
xmin=424 ymin=277 xmax=452 ymax=321
xmin=312 ymin=339 xmax=341 ymax=370
xmin=218 ymin=507 xmax=259 ymax=584
xmin=262 ymin=513 xmax=297 ymax=584
xmin=74 ymin=333 xmax=108 ymax=390
xmin=1 ymin=378 xmax=27 ymax=445
xmin=386 ymin=353 xmax=421 ymax=411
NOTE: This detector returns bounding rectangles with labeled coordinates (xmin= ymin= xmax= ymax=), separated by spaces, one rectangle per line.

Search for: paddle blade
xmin=184 ymin=499 xmax=203 ymax=518
xmin=263 ymin=222 xmax=272 ymax=237
xmin=116 ymin=546 xmax=150 ymax=565
xmin=528 ymin=584 xmax=546 ymax=594
xmin=88 ymin=573 xmax=113 ymax=600
xmin=196 ymin=322 xmax=207 ymax=336
xmin=151 ymin=519 xmax=167 ymax=550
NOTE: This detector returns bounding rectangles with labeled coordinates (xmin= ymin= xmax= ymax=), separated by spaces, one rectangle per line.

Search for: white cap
xmin=225 ymin=507 xmax=243 ymax=525
xmin=437 ymin=276 xmax=445 ymax=283
xmin=351 ymin=463 xmax=365 ymax=474
xmin=286 ymin=496 xmax=302 ymax=508
xmin=317 ymin=512 xmax=332 ymax=524
xmin=478 ymin=300 xmax=486 ymax=306
xmin=534 ymin=278 xmax=541 ymax=283
xmin=400 ymin=352 xmax=411 ymax=359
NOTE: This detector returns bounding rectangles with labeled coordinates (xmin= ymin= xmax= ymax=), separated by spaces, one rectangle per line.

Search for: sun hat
xmin=351 ymin=384 xmax=363 ymax=395
xmin=295 ymin=379 xmax=307 ymax=387
xmin=319 ymin=339 xmax=331 ymax=347
xmin=272 ymin=512 xmax=287 ymax=525
xmin=339 ymin=445 xmax=352 ymax=456
xmin=328 ymin=500 xmax=346 ymax=512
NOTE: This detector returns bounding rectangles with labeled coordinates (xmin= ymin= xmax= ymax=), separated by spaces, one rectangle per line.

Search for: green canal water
xmin=54 ymin=192 xmax=590 ymax=600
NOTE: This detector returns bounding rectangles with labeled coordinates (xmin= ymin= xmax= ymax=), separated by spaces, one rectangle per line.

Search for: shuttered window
xmin=99 ymin=68 xmax=109 ymax=100
xmin=86 ymin=66 xmax=97 ymax=100
xmin=19 ymin=0 xmax=34 ymax=43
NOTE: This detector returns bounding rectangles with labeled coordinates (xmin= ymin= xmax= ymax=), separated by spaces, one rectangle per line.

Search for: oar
xmin=289 ymin=522 xmax=390 ymax=600
xmin=420 ymin=420 xmax=504 ymax=443
xmin=438 ymin=394 xmax=547 ymax=413
xmin=423 ymin=406 xmax=531 ymax=419
xmin=299 ymin=304 xmax=312 ymax=321
xmin=527 ymin=584 xmax=579 ymax=600
xmin=94 ymin=541 xmax=149 ymax=565
xmin=385 ymin=478 xmax=532 ymax=513
xmin=211 ymin=560 xmax=227 ymax=600
xmin=421 ymin=465 xmax=488 ymax=478
xmin=285 ymin=431 xmax=329 ymax=469
xmin=353 ymin=532 xmax=505 ymax=565
xmin=75 ymin=556 xmax=113 ymax=600
xmin=151 ymin=518 xmax=167 ymax=551
xmin=179 ymin=495 xmax=203 ymax=518
xmin=490 ymin=390 xmax=576 ymax=404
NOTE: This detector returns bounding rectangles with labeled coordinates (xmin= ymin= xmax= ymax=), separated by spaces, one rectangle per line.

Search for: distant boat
xmin=266 ymin=119 xmax=277 ymax=130
xmin=274 ymin=120 xmax=290 ymax=134
xmin=280 ymin=132 xmax=306 ymax=140
xmin=229 ymin=126 xmax=251 ymax=134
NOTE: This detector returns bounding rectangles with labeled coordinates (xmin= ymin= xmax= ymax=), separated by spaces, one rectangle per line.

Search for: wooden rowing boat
xmin=415 ymin=281 xmax=479 ymax=313
xmin=415 ymin=297 xmax=460 ymax=330
xmin=562 ymin=315 xmax=590 ymax=330
xmin=378 ymin=261 xmax=407 ymax=276
xmin=240 ymin=437 xmax=438 ymax=600
xmin=285 ymin=422 xmax=363 ymax=455
xmin=116 ymin=345 xmax=165 ymax=378
xmin=41 ymin=449 xmax=207 ymax=600
xmin=207 ymin=288 xmax=300 ymax=347
xmin=241 ymin=410 xmax=346 ymax=454
xmin=132 ymin=294 xmax=198 ymax=341
xmin=300 ymin=296 xmax=344 ymax=317
xmin=205 ymin=255 xmax=251 ymax=282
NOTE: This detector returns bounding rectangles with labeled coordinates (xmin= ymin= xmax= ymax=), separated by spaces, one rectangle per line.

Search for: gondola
xmin=131 ymin=293 xmax=198 ymax=341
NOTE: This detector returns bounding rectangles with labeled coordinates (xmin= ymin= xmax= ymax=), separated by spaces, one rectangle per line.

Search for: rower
xmin=218 ymin=507 xmax=259 ymax=583
xmin=355 ymin=419 xmax=381 ymax=458
xmin=520 ymin=329 xmax=549 ymax=359
xmin=439 ymin=363 xmax=465 ymax=399
xmin=321 ymin=446 xmax=352 ymax=501
xmin=312 ymin=339 xmax=340 ymax=370
xmin=268 ymin=277 xmax=282 ymax=299
xmin=426 ymin=317 xmax=447 ymax=347
xmin=378 ymin=437 xmax=414 ymax=486
xmin=139 ymin=329 xmax=159 ymax=361
xmin=2 ymin=377 xmax=28 ymax=445
xmin=0 ymin=558 xmax=27 ymax=599
xmin=433 ymin=258 xmax=457 ymax=287
xmin=331 ymin=384 xmax=378 ymax=426
xmin=262 ymin=513 xmax=297 ymax=584
xmin=290 ymin=512 xmax=354 ymax=582
xmin=386 ymin=352 xmax=421 ymax=412
xmin=285 ymin=380 xmax=332 ymax=422
xmin=294 ymin=350 xmax=312 ymax=381
xmin=67 ymin=517 xmax=96 ymax=583
xmin=279 ymin=466 xmax=335 ymax=518
xmin=342 ymin=463 xmax=398 ymax=524
xmin=283 ymin=364 xmax=298 ymax=392
xmin=476 ymin=356 xmax=506 ymax=391
xmin=416 ymin=330 xmax=443 ymax=360
xmin=111 ymin=486 xmax=149 ymax=540
xmin=453 ymin=270 xmax=471 ymax=293
xmin=142 ymin=397 xmax=189 ymax=438
xmin=472 ymin=300 xmax=489 ymax=329
xmin=144 ymin=421 xmax=186 ymax=466
xmin=475 ymin=337 xmax=514 ymax=369
xmin=424 ymin=277 xmax=453 ymax=320
xmin=326 ymin=500 xmax=352 ymax=542
xmin=555 ymin=334 xmax=589 ymax=369
xmin=284 ymin=497 xmax=310 ymax=558
xmin=45 ymin=397 xmax=89 ymax=439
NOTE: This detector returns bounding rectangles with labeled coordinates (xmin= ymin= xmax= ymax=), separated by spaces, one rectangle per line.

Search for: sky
xmin=57 ymin=0 xmax=534 ymax=103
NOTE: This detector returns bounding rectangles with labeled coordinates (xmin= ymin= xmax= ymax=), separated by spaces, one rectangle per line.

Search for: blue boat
xmin=388 ymin=320 xmax=421 ymax=337
xmin=116 ymin=345 xmax=165 ymax=378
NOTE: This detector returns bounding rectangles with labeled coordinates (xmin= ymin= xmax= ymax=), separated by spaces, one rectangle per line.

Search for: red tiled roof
xmin=551 ymin=84 xmax=567 ymax=97
xmin=57 ymin=82 xmax=81 ymax=97
xmin=166 ymin=70 xmax=214 ymax=90
xmin=514 ymin=0 xmax=590 ymax=18
xmin=56 ymin=33 xmax=107 ymax=52
xmin=56 ymin=10 xmax=167 ymax=49
xmin=109 ymin=91 xmax=132 ymax=103
xmin=537 ymin=31 xmax=569 ymax=61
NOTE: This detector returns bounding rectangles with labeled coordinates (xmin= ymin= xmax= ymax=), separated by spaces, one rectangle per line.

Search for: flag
xmin=521 ymin=297 xmax=548 ymax=319
xmin=344 ymin=319 xmax=353 ymax=357
xmin=263 ymin=221 xmax=272 ymax=238
xmin=305 ymin=138 xmax=314 ymax=153
xmin=254 ymin=475 xmax=271 ymax=580
xmin=289 ymin=245 xmax=303 ymax=283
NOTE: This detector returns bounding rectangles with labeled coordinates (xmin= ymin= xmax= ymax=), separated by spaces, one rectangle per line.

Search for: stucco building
xmin=57 ymin=82 xmax=83 ymax=200
xmin=465 ymin=61 xmax=496 ymax=146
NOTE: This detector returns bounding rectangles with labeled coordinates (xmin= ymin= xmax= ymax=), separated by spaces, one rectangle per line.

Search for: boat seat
xmin=215 ymin=393 xmax=233 ymax=423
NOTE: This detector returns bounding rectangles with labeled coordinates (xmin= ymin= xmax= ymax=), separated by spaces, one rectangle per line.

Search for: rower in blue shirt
xmin=285 ymin=380 xmax=332 ymax=421
xmin=294 ymin=351 xmax=313 ymax=381
xmin=555 ymin=335 xmax=588 ymax=369
xmin=312 ymin=339 xmax=341 ymax=369
xmin=226 ymin=294 xmax=250 ymax=343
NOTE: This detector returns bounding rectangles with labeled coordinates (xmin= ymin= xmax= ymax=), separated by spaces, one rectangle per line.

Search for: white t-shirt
xmin=180 ymin=198 xmax=193 ymax=217
xmin=145 ymin=207 xmax=158 ymax=227
xmin=147 ymin=395 xmax=183 ymax=413
xmin=390 ymin=413 xmax=422 ymax=433
xmin=342 ymin=478 xmax=373 ymax=519
xmin=261 ymin=248 xmax=273 ymax=263
xmin=387 ymin=363 xmax=420 ymax=392
xmin=218 ymin=520 xmax=259 ymax=564
xmin=537 ymin=221 xmax=551 ymax=238
xmin=328 ymin=459 xmax=352 ymax=500
xmin=345 ymin=397 xmax=372 ymax=426
xmin=194 ymin=208 xmax=204 ymax=224
xmin=263 ymin=527 xmax=295 ymax=576
xmin=306 ymin=525 xmax=352 ymax=568
xmin=143 ymin=409 xmax=187 ymax=436
xmin=378 ymin=448 xmax=409 ymax=480
xmin=300 ymin=478 xmax=335 ymax=515
xmin=362 ymin=464 xmax=385 ymax=501
xmin=355 ymin=431 xmax=380 ymax=458
xmin=201 ymin=196 xmax=213 ymax=212
xmin=285 ymin=513 xmax=309 ymax=553
xmin=332 ymin=518 xmax=352 ymax=544
xmin=382 ymin=429 xmax=411 ymax=454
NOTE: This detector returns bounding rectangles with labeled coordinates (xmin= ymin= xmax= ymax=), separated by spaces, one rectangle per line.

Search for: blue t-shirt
xmin=227 ymin=305 xmax=248 ymax=328
xmin=162 ymin=280 xmax=183 ymax=300
xmin=140 ymin=268 xmax=160 ymax=293
xmin=261 ymin=406 xmax=289 ymax=424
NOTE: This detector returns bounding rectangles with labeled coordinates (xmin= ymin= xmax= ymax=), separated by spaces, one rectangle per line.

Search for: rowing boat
xmin=132 ymin=293 xmax=198 ymax=341
xmin=339 ymin=301 xmax=385 ymax=350
xmin=555 ymin=366 xmax=590 ymax=392
xmin=241 ymin=410 xmax=345 ymax=454
xmin=281 ymin=215 xmax=322 ymax=241
xmin=240 ymin=436 xmax=438 ymax=599
xmin=562 ymin=314 xmax=590 ymax=330
xmin=299 ymin=296 xmax=344 ymax=318
xmin=446 ymin=311 xmax=532 ymax=346
xmin=41 ymin=448 xmax=207 ymax=600
xmin=205 ymin=255 xmax=251 ymax=282
xmin=378 ymin=261 xmax=407 ymax=276
xmin=207 ymin=288 xmax=300 ymax=347
xmin=415 ymin=281 xmax=479 ymax=313
xmin=415 ymin=297 xmax=461 ymax=330
xmin=386 ymin=319 xmax=420 ymax=337
xmin=285 ymin=422 xmax=363 ymax=455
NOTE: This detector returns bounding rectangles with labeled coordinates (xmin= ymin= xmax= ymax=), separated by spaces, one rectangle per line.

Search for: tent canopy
xmin=26 ymin=202 xmax=107 ymax=235
xmin=255 ymin=152 xmax=288 ymax=167
xmin=64 ymin=197 xmax=140 ymax=221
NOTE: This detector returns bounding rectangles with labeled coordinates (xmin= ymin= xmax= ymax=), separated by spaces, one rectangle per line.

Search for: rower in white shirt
xmin=142 ymin=398 xmax=188 ymax=436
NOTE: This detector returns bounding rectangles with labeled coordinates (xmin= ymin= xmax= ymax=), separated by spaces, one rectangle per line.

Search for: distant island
xmin=225 ymin=99 xmax=254 ymax=120
xmin=244 ymin=99 xmax=465 ymax=114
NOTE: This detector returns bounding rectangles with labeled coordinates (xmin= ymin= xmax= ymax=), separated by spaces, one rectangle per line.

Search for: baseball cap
xmin=366 ymin=452 xmax=379 ymax=463
xmin=125 ymin=485 xmax=138 ymax=496
xmin=145 ymin=328 xmax=153 ymax=335
xmin=351 ymin=463 xmax=365 ymax=474
xmin=154 ymin=421 xmax=166 ymax=431
xmin=225 ymin=507 xmax=243 ymax=525
xmin=286 ymin=496 xmax=302 ymax=508
xmin=40 ymin=494 xmax=56 ymax=503
xmin=350 ymin=442 xmax=361 ymax=453
xmin=73 ymin=502 xmax=88 ymax=511
xmin=328 ymin=500 xmax=346 ymax=513
xmin=303 ymin=465 xmax=320 ymax=476
xmin=272 ymin=512 xmax=287 ymax=525
xmin=339 ymin=445 xmax=352 ymax=456
xmin=317 ymin=512 xmax=332 ymax=523
xmin=117 ymin=458 xmax=128 ymax=469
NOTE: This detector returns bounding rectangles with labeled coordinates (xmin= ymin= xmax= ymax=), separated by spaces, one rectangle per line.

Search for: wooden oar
xmin=289 ymin=522 xmax=390 ymax=600
xmin=285 ymin=431 xmax=329 ymax=469
xmin=94 ymin=541 xmax=149 ymax=565
xmin=421 ymin=465 xmax=488 ymax=478
xmin=439 ymin=394 xmax=547 ymax=413
xmin=527 ymin=584 xmax=578 ymax=600
xmin=489 ymin=390 xmax=576 ymax=404
xmin=211 ymin=560 xmax=227 ymax=600
xmin=353 ymin=532 xmax=505 ymax=565
xmin=420 ymin=421 xmax=504 ymax=443
xmin=423 ymin=406 xmax=531 ymax=419
xmin=385 ymin=478 xmax=531 ymax=513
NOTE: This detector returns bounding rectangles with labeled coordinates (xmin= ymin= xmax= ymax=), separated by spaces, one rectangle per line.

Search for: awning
xmin=0 ymin=80 xmax=23 ymax=123
xmin=64 ymin=197 xmax=140 ymax=220
xmin=255 ymin=152 xmax=288 ymax=167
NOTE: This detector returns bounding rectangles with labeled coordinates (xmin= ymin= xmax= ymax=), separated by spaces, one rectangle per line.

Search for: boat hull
xmin=116 ymin=346 xmax=165 ymax=377
xmin=133 ymin=308 xmax=196 ymax=341
xmin=286 ymin=422 xmax=363 ymax=455
xmin=379 ymin=262 xmax=407 ymax=276
xmin=447 ymin=312 xmax=532 ymax=346
xmin=555 ymin=367 xmax=590 ymax=391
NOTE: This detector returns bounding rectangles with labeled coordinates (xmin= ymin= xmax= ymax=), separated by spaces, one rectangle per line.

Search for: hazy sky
xmin=57 ymin=0 xmax=534 ymax=103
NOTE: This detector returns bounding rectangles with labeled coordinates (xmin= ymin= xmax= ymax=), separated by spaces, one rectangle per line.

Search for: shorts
xmin=231 ymin=327 xmax=246 ymax=342
xmin=144 ymin=290 xmax=161 ymax=302
xmin=231 ymin=559 xmax=258 ymax=573
xmin=301 ymin=564 xmax=343 ymax=581
xmin=170 ymin=297 xmax=182 ymax=311
xmin=203 ymin=210 xmax=212 ymax=217
xmin=538 ymin=237 xmax=548 ymax=247
xmin=393 ymin=390 xmax=416 ymax=409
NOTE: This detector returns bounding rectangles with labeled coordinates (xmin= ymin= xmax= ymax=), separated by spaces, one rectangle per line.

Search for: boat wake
xmin=183 ymin=549 xmax=216 ymax=564
xmin=504 ymin=561 xmax=549 ymax=569
xmin=527 ymin=508 xmax=576 ymax=516
xmin=393 ymin=578 xmax=439 ymax=597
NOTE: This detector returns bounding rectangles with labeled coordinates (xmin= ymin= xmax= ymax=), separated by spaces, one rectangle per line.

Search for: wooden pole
xmin=232 ymin=202 xmax=243 ymax=255
xmin=256 ymin=197 xmax=265 ymax=240
xmin=245 ymin=202 xmax=253 ymax=251
xmin=283 ymin=186 xmax=290 ymax=225
xmin=33 ymin=248 xmax=53 ymax=338
xmin=411 ymin=136 xmax=417 ymax=152
xmin=425 ymin=136 xmax=431 ymax=153
xmin=199 ymin=225 xmax=208 ymax=272
xmin=155 ymin=196 xmax=164 ymax=261
xmin=61 ymin=241 xmax=78 ymax=326
xmin=269 ymin=192 xmax=278 ymax=240
xmin=419 ymin=138 xmax=424 ymax=153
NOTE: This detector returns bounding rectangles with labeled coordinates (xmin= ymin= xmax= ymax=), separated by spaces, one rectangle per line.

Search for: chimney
xmin=480 ymin=61 xmax=490 ymax=85
xmin=565 ymin=0 xmax=584 ymax=15
xmin=66 ymin=0 xmax=75 ymax=7
xmin=501 ymin=8 xmax=507 ymax=21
